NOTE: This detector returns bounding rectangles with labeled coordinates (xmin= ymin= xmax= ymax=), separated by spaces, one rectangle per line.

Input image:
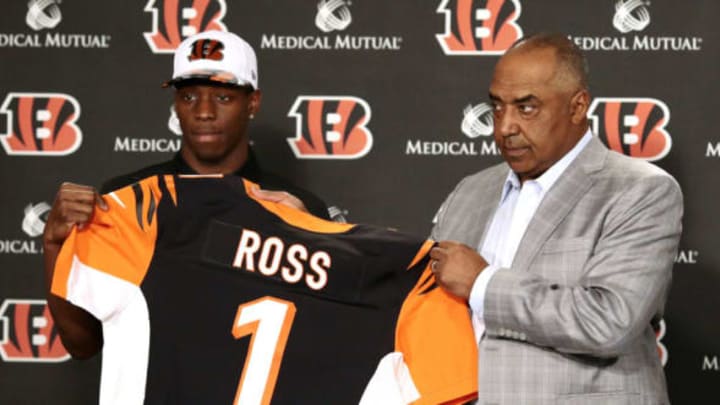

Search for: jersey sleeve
xmin=395 ymin=242 xmax=479 ymax=405
xmin=51 ymin=175 xmax=174 ymax=322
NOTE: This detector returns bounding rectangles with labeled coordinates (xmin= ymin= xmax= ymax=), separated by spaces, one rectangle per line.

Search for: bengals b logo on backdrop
xmin=0 ymin=299 xmax=69 ymax=363
xmin=287 ymin=96 xmax=373 ymax=159
xmin=0 ymin=92 xmax=82 ymax=156
xmin=436 ymin=0 xmax=523 ymax=55
xmin=143 ymin=0 xmax=228 ymax=54
xmin=588 ymin=97 xmax=672 ymax=161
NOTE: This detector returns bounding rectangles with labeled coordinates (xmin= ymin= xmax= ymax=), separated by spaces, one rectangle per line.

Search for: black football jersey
xmin=53 ymin=174 xmax=477 ymax=405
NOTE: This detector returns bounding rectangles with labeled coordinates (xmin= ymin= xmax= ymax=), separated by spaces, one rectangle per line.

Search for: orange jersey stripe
xmin=52 ymin=176 xmax=166 ymax=298
xmin=396 ymin=268 xmax=478 ymax=404
xmin=407 ymin=240 xmax=435 ymax=270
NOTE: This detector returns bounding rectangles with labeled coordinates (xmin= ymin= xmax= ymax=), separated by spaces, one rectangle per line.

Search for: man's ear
xmin=569 ymin=89 xmax=589 ymax=124
xmin=249 ymin=90 xmax=262 ymax=116
xmin=168 ymin=105 xmax=182 ymax=135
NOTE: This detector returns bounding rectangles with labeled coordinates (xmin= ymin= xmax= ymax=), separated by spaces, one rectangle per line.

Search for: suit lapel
xmin=510 ymin=137 xmax=608 ymax=271
xmin=470 ymin=172 xmax=508 ymax=248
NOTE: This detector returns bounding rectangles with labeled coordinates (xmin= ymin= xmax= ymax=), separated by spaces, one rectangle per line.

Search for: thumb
xmin=250 ymin=186 xmax=285 ymax=203
xmin=95 ymin=193 xmax=108 ymax=211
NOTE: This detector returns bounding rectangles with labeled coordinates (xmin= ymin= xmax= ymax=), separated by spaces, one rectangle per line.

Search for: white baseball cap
xmin=162 ymin=30 xmax=259 ymax=89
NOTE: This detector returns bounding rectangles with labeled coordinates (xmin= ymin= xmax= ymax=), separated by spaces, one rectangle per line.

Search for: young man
xmin=44 ymin=30 xmax=329 ymax=359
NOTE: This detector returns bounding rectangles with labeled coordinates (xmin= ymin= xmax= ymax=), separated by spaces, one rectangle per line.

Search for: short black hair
xmin=510 ymin=32 xmax=589 ymax=90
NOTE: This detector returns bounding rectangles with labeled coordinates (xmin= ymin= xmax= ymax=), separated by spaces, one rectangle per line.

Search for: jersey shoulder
xmin=100 ymin=159 xmax=178 ymax=193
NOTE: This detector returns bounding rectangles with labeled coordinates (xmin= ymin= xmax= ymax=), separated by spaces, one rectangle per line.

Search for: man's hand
xmin=43 ymin=182 xmax=108 ymax=249
xmin=249 ymin=186 xmax=309 ymax=213
xmin=430 ymin=241 xmax=489 ymax=300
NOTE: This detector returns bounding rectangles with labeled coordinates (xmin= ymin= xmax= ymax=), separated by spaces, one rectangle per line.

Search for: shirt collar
xmin=500 ymin=129 xmax=593 ymax=201
xmin=171 ymin=147 xmax=262 ymax=180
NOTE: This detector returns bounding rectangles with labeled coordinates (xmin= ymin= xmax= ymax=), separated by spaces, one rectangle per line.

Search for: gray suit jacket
xmin=431 ymin=137 xmax=682 ymax=405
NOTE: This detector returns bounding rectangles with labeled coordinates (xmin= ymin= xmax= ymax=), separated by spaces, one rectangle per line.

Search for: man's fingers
xmin=56 ymin=183 xmax=107 ymax=211
xmin=58 ymin=183 xmax=98 ymax=204
xmin=57 ymin=199 xmax=96 ymax=218
xmin=46 ymin=183 xmax=102 ymax=240
xmin=429 ymin=247 xmax=446 ymax=276
xmin=429 ymin=246 xmax=446 ymax=260
xmin=60 ymin=209 xmax=95 ymax=225
xmin=437 ymin=240 xmax=460 ymax=249
xmin=250 ymin=186 xmax=286 ymax=203
xmin=48 ymin=208 xmax=91 ymax=231
xmin=60 ymin=182 xmax=97 ymax=194
xmin=250 ymin=186 xmax=308 ymax=212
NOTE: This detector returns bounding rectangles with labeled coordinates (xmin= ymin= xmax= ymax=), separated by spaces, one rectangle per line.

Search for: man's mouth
xmin=191 ymin=130 xmax=222 ymax=142
xmin=503 ymin=146 xmax=528 ymax=157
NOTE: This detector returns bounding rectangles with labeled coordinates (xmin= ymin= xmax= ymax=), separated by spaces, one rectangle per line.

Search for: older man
xmin=430 ymin=33 xmax=682 ymax=404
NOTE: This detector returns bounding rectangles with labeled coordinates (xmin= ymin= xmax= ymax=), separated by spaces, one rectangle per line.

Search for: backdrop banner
xmin=1 ymin=1 xmax=717 ymax=403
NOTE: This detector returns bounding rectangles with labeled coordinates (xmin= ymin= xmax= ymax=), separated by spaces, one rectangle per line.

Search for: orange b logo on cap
xmin=188 ymin=39 xmax=225 ymax=61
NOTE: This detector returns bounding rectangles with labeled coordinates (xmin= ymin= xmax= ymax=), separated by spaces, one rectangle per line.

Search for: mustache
xmin=498 ymin=137 xmax=528 ymax=149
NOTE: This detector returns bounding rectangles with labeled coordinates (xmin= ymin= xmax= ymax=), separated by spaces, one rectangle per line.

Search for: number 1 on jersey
xmin=232 ymin=297 xmax=297 ymax=405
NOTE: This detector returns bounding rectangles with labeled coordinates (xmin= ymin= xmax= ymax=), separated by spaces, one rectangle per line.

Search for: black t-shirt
xmin=100 ymin=149 xmax=330 ymax=220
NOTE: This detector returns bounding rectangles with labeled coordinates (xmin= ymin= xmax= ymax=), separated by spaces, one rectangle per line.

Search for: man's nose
xmin=194 ymin=96 xmax=216 ymax=120
xmin=495 ymin=109 xmax=519 ymax=137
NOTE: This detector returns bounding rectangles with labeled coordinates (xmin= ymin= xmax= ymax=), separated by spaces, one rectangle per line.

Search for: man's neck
xmin=180 ymin=149 xmax=248 ymax=175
